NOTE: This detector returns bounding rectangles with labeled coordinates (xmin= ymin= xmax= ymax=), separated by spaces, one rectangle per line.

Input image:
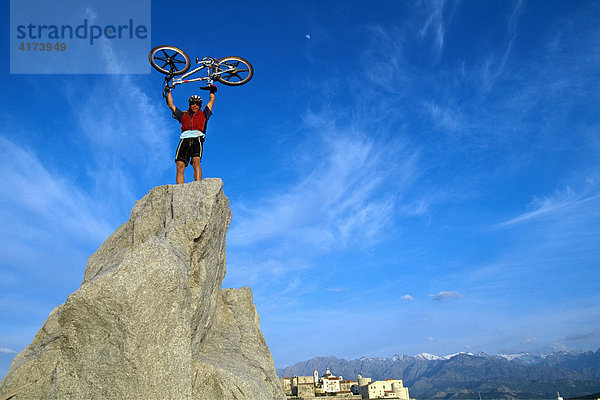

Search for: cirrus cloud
xmin=429 ymin=291 xmax=463 ymax=303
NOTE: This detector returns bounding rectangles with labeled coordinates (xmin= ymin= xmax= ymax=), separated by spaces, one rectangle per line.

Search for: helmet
xmin=188 ymin=95 xmax=202 ymax=105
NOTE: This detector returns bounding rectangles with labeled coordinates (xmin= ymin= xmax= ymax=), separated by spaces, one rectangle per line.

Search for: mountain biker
xmin=166 ymin=86 xmax=216 ymax=184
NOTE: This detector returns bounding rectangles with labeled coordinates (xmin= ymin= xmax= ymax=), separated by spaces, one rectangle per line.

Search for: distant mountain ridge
xmin=276 ymin=349 xmax=600 ymax=399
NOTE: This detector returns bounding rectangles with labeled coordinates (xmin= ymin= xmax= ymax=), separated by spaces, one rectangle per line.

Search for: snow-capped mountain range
xmin=277 ymin=349 xmax=600 ymax=399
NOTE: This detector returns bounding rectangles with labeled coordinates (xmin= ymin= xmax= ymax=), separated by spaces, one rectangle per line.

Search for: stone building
xmin=340 ymin=379 xmax=359 ymax=396
xmin=321 ymin=368 xmax=341 ymax=393
xmin=297 ymin=381 xmax=316 ymax=397
xmin=357 ymin=376 xmax=410 ymax=399
xmin=281 ymin=377 xmax=293 ymax=396
xmin=287 ymin=371 xmax=318 ymax=397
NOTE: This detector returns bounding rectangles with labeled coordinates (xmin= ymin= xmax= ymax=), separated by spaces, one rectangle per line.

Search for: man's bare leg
xmin=191 ymin=157 xmax=202 ymax=181
xmin=176 ymin=161 xmax=186 ymax=184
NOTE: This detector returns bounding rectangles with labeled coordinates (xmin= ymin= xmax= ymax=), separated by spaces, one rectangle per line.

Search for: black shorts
xmin=175 ymin=137 xmax=203 ymax=166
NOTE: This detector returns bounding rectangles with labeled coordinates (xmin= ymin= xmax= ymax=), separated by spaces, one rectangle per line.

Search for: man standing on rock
xmin=166 ymin=86 xmax=216 ymax=184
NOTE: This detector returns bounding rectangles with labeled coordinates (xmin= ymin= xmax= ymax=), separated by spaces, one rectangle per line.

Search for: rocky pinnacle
xmin=0 ymin=179 xmax=285 ymax=400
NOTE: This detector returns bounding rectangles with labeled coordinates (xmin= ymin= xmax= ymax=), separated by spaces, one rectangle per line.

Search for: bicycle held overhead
xmin=148 ymin=45 xmax=254 ymax=96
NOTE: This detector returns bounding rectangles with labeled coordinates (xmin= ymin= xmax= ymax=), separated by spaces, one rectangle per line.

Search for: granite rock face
xmin=0 ymin=179 xmax=285 ymax=400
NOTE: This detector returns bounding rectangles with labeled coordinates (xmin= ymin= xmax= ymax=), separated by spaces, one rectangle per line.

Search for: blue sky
xmin=2 ymin=0 xmax=600 ymax=376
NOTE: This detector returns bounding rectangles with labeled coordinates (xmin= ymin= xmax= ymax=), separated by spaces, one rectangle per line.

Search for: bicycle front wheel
xmin=214 ymin=57 xmax=254 ymax=86
xmin=149 ymin=45 xmax=190 ymax=76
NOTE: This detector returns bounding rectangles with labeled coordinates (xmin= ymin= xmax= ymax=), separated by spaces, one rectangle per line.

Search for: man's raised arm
xmin=206 ymin=85 xmax=216 ymax=111
xmin=165 ymin=89 xmax=176 ymax=113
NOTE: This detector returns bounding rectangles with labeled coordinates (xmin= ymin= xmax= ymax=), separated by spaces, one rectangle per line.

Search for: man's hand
xmin=201 ymin=84 xmax=218 ymax=93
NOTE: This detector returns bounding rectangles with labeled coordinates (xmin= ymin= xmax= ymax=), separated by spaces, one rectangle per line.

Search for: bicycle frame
xmin=166 ymin=57 xmax=225 ymax=89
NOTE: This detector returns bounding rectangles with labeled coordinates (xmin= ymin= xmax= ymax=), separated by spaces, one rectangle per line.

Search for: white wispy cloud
xmin=498 ymin=185 xmax=600 ymax=227
xmin=67 ymin=75 xmax=172 ymax=178
xmin=423 ymin=100 xmax=465 ymax=132
xmin=360 ymin=25 xmax=407 ymax=95
xmin=401 ymin=294 xmax=415 ymax=301
xmin=228 ymin=128 xmax=420 ymax=252
xmin=429 ymin=291 xmax=463 ymax=302
xmin=225 ymin=79 xmax=425 ymax=296
xmin=478 ymin=0 xmax=524 ymax=95
xmin=564 ymin=328 xmax=600 ymax=342
xmin=224 ymin=253 xmax=312 ymax=288
xmin=460 ymin=181 xmax=600 ymax=309
xmin=418 ymin=0 xmax=445 ymax=54
xmin=0 ymin=348 xmax=17 ymax=354
xmin=417 ymin=0 xmax=460 ymax=57
xmin=0 ymin=136 xmax=114 ymax=244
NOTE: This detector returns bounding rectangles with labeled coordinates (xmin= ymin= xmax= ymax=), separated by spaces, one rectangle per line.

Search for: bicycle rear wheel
xmin=214 ymin=57 xmax=254 ymax=86
xmin=149 ymin=45 xmax=190 ymax=76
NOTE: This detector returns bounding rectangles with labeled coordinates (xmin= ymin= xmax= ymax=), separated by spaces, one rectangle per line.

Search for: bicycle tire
xmin=214 ymin=57 xmax=254 ymax=86
xmin=149 ymin=45 xmax=191 ymax=76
